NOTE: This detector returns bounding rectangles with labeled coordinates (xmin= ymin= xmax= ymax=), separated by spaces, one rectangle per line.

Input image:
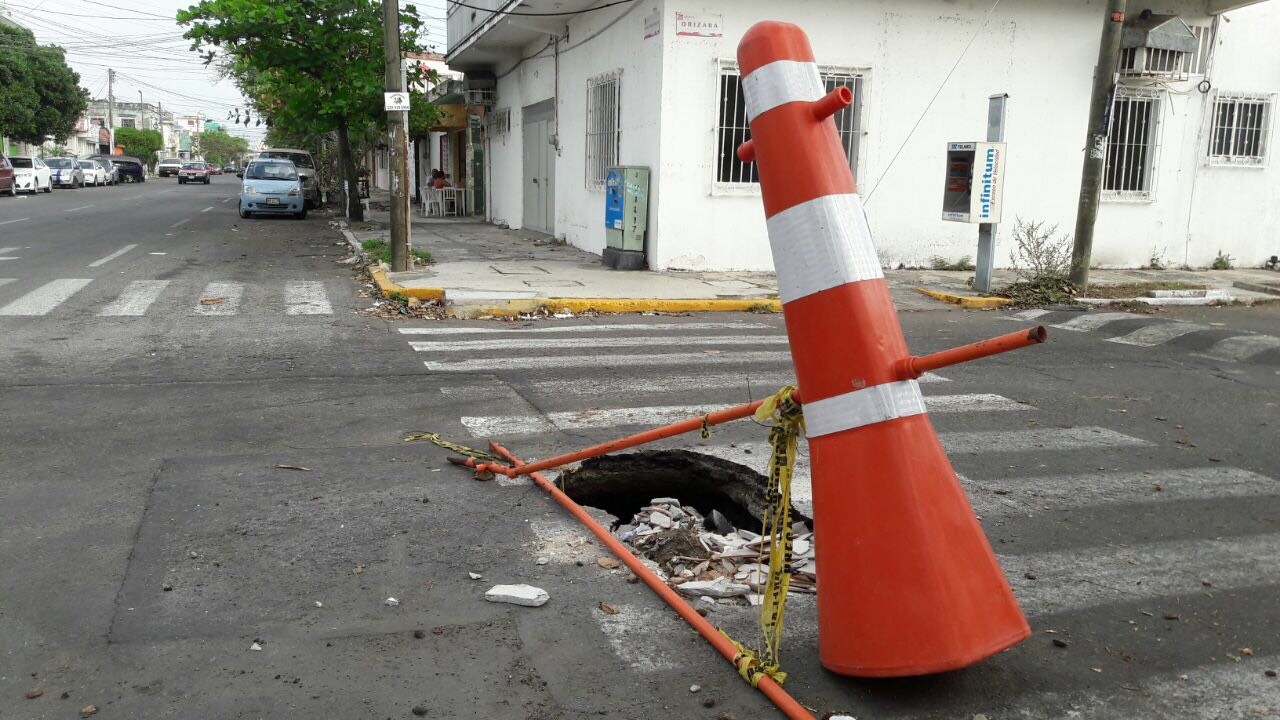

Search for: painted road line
xmin=87 ymin=244 xmax=138 ymax=268
xmin=0 ymin=279 xmax=15 ymax=289
xmin=221 ymin=197 xmax=235 ymax=203
xmin=399 ymin=322 xmax=775 ymax=336
xmin=170 ymin=218 xmax=190 ymax=229
xmin=0 ymin=247 xmax=18 ymax=254
xmin=64 ymin=205 xmax=95 ymax=213
xmin=1050 ymin=312 xmax=1146 ymax=332
xmin=1005 ymin=308 xmax=1053 ymax=321
xmin=941 ymin=426 xmax=1149 ymax=454
xmin=410 ymin=334 xmax=791 ymax=353
xmin=284 ymin=281 xmax=333 ymax=315
xmin=426 ymin=351 xmax=795 ymax=372
xmin=99 ymin=280 xmax=170 ymax=316
xmin=965 ymin=466 xmax=1279 ymax=519
xmin=1201 ymin=333 xmax=1280 ymax=362
xmin=0 ymin=257 xmax=19 ymax=262
xmin=1107 ymin=322 xmax=1211 ymax=347
xmin=194 ymin=281 xmax=243 ymax=316
xmin=596 ymin=603 xmax=683 ymax=671
xmin=1002 ymin=533 xmax=1280 ymax=617
xmin=0 ymin=218 xmax=30 ymax=226
xmin=201 ymin=206 xmax=215 ymax=213
xmin=461 ymin=394 xmax=1034 ymax=436
xmin=0 ymin=279 xmax=93 ymax=316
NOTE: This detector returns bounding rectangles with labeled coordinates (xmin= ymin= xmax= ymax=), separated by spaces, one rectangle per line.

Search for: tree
xmin=178 ymin=0 xmax=430 ymax=220
xmin=198 ymin=128 xmax=249 ymax=164
xmin=0 ymin=24 xmax=89 ymax=144
xmin=113 ymin=128 xmax=163 ymax=167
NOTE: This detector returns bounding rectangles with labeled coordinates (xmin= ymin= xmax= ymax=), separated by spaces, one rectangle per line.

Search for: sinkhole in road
xmin=559 ymin=449 xmax=810 ymax=533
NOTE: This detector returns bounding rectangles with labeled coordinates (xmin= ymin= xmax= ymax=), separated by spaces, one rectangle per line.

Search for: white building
xmin=446 ymin=0 xmax=1280 ymax=271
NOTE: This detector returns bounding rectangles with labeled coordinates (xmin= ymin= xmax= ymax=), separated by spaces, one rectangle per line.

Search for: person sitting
xmin=430 ymin=169 xmax=452 ymax=189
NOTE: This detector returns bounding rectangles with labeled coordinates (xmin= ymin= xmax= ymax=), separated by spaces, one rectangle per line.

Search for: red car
xmin=209 ymin=163 xmax=223 ymax=175
xmin=0 ymin=155 xmax=15 ymax=197
xmin=178 ymin=161 xmax=211 ymax=184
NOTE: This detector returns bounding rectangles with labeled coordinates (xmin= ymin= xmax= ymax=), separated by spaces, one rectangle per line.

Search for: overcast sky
xmin=2 ymin=0 xmax=449 ymax=147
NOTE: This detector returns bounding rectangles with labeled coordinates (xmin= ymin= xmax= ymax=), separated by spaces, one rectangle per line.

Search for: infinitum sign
xmin=941 ymin=141 xmax=1006 ymax=223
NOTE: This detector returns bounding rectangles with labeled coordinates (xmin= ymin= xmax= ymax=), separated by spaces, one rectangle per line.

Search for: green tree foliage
xmin=407 ymin=91 xmax=444 ymax=138
xmin=0 ymin=24 xmax=89 ymax=144
xmin=178 ymin=0 xmax=431 ymax=220
xmin=198 ymin=128 xmax=249 ymax=164
xmin=113 ymin=128 xmax=164 ymax=167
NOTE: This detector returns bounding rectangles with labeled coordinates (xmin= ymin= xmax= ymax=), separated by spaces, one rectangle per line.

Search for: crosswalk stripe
xmin=1202 ymin=333 xmax=1280 ymax=362
xmin=426 ymin=351 xmax=795 ymax=372
xmin=399 ymin=322 xmax=775 ymax=336
xmin=461 ymin=394 xmax=1033 ymax=437
xmin=99 ymin=280 xmax=169 ymax=316
xmin=1002 ymin=533 xmax=1280 ymax=617
xmin=1107 ymin=321 xmax=1210 ymax=346
xmin=0 ymin=247 xmax=18 ymax=254
xmin=0 ymin=279 xmax=15 ymax=289
xmin=410 ymin=334 xmax=790 ymax=353
xmin=194 ymin=282 xmax=243 ymax=316
xmin=0 ymin=279 xmax=93 ymax=315
xmin=1051 ymin=312 xmax=1145 ymax=332
xmin=940 ymin=426 xmax=1149 ymax=453
xmin=1007 ymin=309 xmax=1053 ymax=321
xmin=87 ymin=244 xmax=137 ymax=268
xmin=285 ymin=281 xmax=333 ymax=315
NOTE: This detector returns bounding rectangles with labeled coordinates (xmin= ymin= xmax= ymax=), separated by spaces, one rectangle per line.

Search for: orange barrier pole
xmin=465 ymin=397 xmax=783 ymax=478
xmin=488 ymin=441 xmax=817 ymax=720
xmin=897 ymin=326 xmax=1047 ymax=380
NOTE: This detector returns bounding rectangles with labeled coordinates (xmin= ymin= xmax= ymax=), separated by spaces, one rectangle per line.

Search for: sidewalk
xmin=346 ymin=196 xmax=1279 ymax=316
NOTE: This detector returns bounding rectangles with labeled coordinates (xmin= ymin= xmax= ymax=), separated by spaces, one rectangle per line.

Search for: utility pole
xmin=384 ymin=0 xmax=411 ymax=272
xmin=1069 ymin=0 xmax=1127 ymax=290
xmin=107 ymin=68 xmax=115 ymax=153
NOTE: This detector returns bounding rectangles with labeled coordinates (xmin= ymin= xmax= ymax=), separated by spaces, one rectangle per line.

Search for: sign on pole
xmin=384 ymin=92 xmax=411 ymax=112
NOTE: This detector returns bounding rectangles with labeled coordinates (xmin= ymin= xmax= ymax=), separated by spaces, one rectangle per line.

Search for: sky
xmin=1 ymin=0 xmax=450 ymax=147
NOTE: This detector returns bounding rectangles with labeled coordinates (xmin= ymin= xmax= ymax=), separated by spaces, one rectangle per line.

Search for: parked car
xmin=81 ymin=155 xmax=119 ymax=185
xmin=238 ymin=159 xmax=306 ymax=219
xmin=111 ymin=155 xmax=146 ymax=183
xmin=79 ymin=159 xmax=108 ymax=186
xmin=209 ymin=163 xmax=223 ymax=175
xmin=45 ymin=157 xmax=84 ymax=188
xmin=158 ymin=157 xmax=183 ymax=177
xmin=256 ymin=148 xmax=320 ymax=208
xmin=0 ymin=155 xmax=18 ymax=196
xmin=178 ymin=161 xmax=211 ymax=184
xmin=10 ymin=156 xmax=52 ymax=194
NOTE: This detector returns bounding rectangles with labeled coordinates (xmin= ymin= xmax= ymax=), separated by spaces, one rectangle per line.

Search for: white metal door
xmin=522 ymin=101 xmax=555 ymax=233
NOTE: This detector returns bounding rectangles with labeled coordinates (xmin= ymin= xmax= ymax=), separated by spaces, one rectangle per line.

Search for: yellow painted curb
xmin=454 ymin=297 xmax=782 ymax=318
xmin=914 ymin=287 xmax=1013 ymax=309
xmin=371 ymin=268 xmax=445 ymax=302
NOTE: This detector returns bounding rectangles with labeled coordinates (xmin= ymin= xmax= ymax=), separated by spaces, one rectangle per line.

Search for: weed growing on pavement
xmin=929 ymin=255 xmax=976 ymax=271
xmin=361 ymin=238 xmax=433 ymax=265
xmin=1211 ymin=250 xmax=1234 ymax=270
xmin=1144 ymin=247 xmax=1167 ymax=270
xmin=997 ymin=218 xmax=1078 ymax=306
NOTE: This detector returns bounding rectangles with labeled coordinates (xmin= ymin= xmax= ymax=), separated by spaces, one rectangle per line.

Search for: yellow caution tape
xmin=403 ymin=432 xmax=504 ymax=463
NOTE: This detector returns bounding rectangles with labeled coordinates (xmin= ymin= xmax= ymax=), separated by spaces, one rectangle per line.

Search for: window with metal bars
xmin=120 ymin=117 xmax=136 ymax=129
xmin=1103 ymin=87 xmax=1161 ymax=200
xmin=715 ymin=63 xmax=863 ymax=186
xmin=585 ymin=71 xmax=621 ymax=188
xmin=1184 ymin=25 xmax=1213 ymax=75
xmin=1209 ymin=92 xmax=1273 ymax=166
xmin=489 ymin=107 xmax=511 ymax=137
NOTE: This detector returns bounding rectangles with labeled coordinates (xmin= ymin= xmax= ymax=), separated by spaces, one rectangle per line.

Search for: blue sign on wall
xmin=604 ymin=168 xmax=624 ymax=229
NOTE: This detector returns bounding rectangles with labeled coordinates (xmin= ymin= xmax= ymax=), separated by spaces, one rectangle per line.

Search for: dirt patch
xmin=1078 ymin=282 xmax=1205 ymax=299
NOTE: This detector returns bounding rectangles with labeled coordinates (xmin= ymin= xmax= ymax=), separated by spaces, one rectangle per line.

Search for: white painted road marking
xmin=1006 ymin=308 xmax=1053 ymax=321
xmin=170 ymin=218 xmax=190 ymax=228
xmin=87 ymin=244 xmax=138 ymax=268
xmin=1202 ymin=333 xmax=1280 ymax=362
xmin=285 ymin=281 xmax=332 ymax=315
xmin=221 ymin=197 xmax=234 ymax=203
xmin=0 ymin=279 xmax=15 ymax=289
xmin=461 ymin=394 xmax=1033 ymax=437
xmin=0 ymin=247 xmax=18 ymax=254
xmin=411 ymin=334 xmax=791 ymax=353
xmin=201 ymin=206 xmax=215 ymax=213
xmin=0 ymin=279 xmax=93 ymax=315
xmin=194 ymin=281 xmax=243 ymax=316
xmin=426 ymin=351 xmax=795 ymax=372
xmin=398 ymin=322 xmax=775 ymax=336
xmin=99 ymin=280 xmax=170 ymax=316
xmin=64 ymin=205 xmax=95 ymax=213
xmin=1108 ymin=322 xmax=1210 ymax=347
xmin=941 ymin=426 xmax=1149 ymax=454
xmin=0 ymin=257 xmax=19 ymax=262
xmin=0 ymin=218 xmax=30 ymax=226
xmin=1051 ymin=312 xmax=1145 ymax=332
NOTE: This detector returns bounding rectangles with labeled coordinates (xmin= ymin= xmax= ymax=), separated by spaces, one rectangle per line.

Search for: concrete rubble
xmin=485 ymin=584 xmax=550 ymax=607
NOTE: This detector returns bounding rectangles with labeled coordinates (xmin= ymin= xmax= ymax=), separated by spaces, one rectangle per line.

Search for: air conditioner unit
xmin=1119 ymin=11 xmax=1196 ymax=80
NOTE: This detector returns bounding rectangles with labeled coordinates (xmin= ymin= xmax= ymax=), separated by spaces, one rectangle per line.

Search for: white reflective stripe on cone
xmin=804 ymin=380 xmax=927 ymax=438
xmin=742 ymin=59 xmax=824 ymax=122
xmin=766 ymin=193 xmax=883 ymax=304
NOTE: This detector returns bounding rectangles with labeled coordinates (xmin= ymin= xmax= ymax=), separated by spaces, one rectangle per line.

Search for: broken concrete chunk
xmin=793 ymin=538 xmax=811 ymax=556
xmin=707 ymin=509 xmax=735 ymax=535
xmin=676 ymin=577 xmax=750 ymax=598
xmin=649 ymin=511 xmax=673 ymax=529
xmin=384 ymin=597 xmax=400 ymax=607
xmin=249 ymin=642 xmax=262 ymax=651
xmin=468 ymin=572 xmax=483 ymax=580
xmin=650 ymin=497 xmax=681 ymax=506
xmin=484 ymin=584 xmax=550 ymax=607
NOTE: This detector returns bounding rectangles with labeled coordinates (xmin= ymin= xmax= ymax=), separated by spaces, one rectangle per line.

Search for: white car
xmin=79 ymin=159 xmax=108 ymax=186
xmin=10 ymin=156 xmax=52 ymax=194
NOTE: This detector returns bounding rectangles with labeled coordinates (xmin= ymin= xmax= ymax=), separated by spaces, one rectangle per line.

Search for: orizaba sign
xmin=675 ymin=11 xmax=722 ymax=37
xmin=941 ymin=141 xmax=1006 ymax=224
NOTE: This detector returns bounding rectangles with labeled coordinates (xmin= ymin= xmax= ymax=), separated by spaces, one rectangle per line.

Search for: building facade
xmin=447 ymin=0 xmax=1280 ymax=271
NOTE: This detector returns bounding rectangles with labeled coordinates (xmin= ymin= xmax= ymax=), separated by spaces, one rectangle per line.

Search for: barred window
xmin=1209 ymin=92 xmax=1273 ymax=166
xmin=585 ymin=71 xmax=621 ymax=188
xmin=715 ymin=62 xmax=863 ymax=186
xmin=1184 ymin=25 xmax=1213 ymax=75
xmin=489 ymin=107 xmax=511 ymax=137
xmin=120 ymin=117 xmax=136 ymax=129
xmin=1103 ymin=87 xmax=1161 ymax=201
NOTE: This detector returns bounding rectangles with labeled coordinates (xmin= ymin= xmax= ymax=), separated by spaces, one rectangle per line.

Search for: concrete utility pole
xmin=384 ymin=0 xmax=411 ymax=272
xmin=107 ymin=68 xmax=115 ymax=153
xmin=1070 ymin=0 xmax=1127 ymax=290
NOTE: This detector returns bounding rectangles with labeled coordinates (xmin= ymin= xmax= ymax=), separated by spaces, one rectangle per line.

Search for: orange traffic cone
xmin=737 ymin=21 xmax=1030 ymax=677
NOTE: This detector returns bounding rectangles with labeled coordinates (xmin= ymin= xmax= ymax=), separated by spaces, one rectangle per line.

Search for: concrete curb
xmin=1233 ymin=280 xmax=1280 ymax=297
xmin=450 ymin=297 xmax=783 ymax=318
xmin=336 ymin=221 xmax=448 ymax=302
xmin=914 ymin=288 xmax=1013 ymax=309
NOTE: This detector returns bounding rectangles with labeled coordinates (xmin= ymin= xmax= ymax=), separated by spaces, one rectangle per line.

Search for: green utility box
xmin=603 ymin=165 xmax=649 ymax=270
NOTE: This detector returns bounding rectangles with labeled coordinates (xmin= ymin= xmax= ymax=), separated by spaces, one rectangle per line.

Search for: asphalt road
xmin=1 ymin=182 xmax=1278 ymax=718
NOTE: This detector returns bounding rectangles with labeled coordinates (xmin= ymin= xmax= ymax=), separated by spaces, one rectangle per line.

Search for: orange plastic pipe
xmin=897 ymin=325 xmax=1047 ymax=379
xmin=810 ymin=86 xmax=853 ymax=121
xmin=488 ymin=441 xmax=817 ymax=720
xmin=472 ymin=397 xmax=791 ymax=478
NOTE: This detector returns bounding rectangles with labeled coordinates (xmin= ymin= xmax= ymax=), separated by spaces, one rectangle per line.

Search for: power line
xmin=446 ymin=0 xmax=635 ymax=16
